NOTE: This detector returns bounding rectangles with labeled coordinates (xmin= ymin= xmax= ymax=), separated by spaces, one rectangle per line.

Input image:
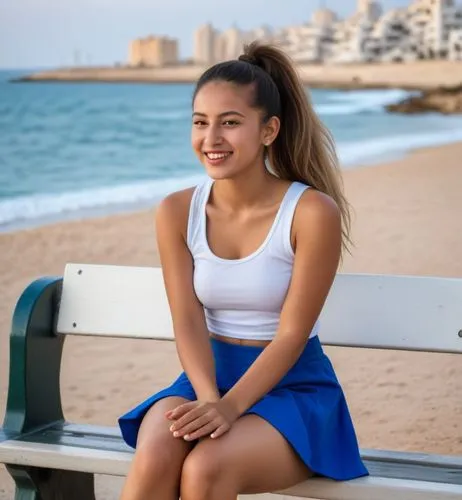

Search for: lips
xmin=204 ymin=152 xmax=232 ymax=160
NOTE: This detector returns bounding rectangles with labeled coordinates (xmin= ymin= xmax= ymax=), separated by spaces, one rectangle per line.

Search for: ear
xmin=262 ymin=116 xmax=280 ymax=147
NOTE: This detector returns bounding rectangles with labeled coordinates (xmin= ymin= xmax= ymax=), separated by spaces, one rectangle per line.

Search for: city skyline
xmin=190 ymin=0 xmax=462 ymax=66
xmin=1 ymin=0 xmax=413 ymax=69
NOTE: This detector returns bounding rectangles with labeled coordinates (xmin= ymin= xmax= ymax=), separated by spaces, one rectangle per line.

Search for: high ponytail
xmin=193 ymin=41 xmax=352 ymax=256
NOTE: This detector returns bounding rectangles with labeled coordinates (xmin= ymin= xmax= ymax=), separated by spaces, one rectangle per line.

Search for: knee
xmin=181 ymin=443 xmax=231 ymax=497
xmin=132 ymin=435 xmax=179 ymax=481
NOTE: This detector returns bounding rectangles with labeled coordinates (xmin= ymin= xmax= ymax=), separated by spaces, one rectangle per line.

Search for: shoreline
xmin=11 ymin=60 xmax=462 ymax=91
xmin=0 ymin=139 xmax=459 ymax=237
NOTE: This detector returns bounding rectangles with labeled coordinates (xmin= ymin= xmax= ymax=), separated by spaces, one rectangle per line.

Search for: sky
xmin=1 ymin=0 xmax=414 ymax=69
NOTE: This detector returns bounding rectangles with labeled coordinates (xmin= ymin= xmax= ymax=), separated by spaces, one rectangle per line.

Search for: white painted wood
xmin=320 ymin=273 xmax=462 ymax=353
xmin=279 ymin=475 xmax=462 ymax=500
xmin=0 ymin=440 xmax=130 ymax=476
xmin=59 ymin=424 xmax=462 ymax=470
xmin=57 ymin=264 xmax=174 ymax=340
xmin=57 ymin=263 xmax=462 ymax=353
xmin=1 ymin=440 xmax=461 ymax=500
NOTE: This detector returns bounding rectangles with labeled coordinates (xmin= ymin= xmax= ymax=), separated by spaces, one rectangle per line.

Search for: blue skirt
xmin=118 ymin=335 xmax=368 ymax=481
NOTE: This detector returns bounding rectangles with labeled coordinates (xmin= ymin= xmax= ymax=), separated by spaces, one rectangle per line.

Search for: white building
xmin=192 ymin=0 xmax=462 ymax=65
xmin=193 ymin=23 xmax=217 ymax=65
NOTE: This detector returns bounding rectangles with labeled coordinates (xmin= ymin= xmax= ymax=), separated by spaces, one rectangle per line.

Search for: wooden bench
xmin=1 ymin=262 xmax=462 ymax=499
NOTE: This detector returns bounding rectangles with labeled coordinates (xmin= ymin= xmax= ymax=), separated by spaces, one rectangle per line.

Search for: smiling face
xmin=191 ymin=80 xmax=279 ymax=181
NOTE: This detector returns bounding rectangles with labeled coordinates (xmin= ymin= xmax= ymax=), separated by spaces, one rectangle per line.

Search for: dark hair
xmin=193 ymin=41 xmax=352 ymax=255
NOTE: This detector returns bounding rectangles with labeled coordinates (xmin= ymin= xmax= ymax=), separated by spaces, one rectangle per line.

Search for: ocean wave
xmin=339 ymin=126 xmax=462 ymax=166
xmin=0 ymin=174 xmax=207 ymax=231
xmin=316 ymin=89 xmax=412 ymax=116
xmin=136 ymin=110 xmax=191 ymax=120
xmin=2 ymin=113 xmax=462 ymax=231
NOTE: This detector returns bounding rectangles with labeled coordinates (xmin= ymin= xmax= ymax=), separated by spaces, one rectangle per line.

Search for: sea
xmin=2 ymin=68 xmax=462 ymax=233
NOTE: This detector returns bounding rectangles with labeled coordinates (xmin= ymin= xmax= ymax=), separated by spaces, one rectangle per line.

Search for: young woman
xmin=118 ymin=41 xmax=368 ymax=500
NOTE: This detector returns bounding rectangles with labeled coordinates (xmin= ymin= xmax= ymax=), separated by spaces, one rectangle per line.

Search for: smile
xmin=204 ymin=152 xmax=232 ymax=160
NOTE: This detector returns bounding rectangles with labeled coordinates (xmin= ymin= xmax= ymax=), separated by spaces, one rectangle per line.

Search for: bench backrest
xmin=56 ymin=263 xmax=462 ymax=353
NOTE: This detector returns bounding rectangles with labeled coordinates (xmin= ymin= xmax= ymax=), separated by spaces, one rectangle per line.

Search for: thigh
xmin=136 ymin=396 xmax=195 ymax=456
xmin=122 ymin=397 xmax=196 ymax=499
xmin=188 ymin=413 xmax=313 ymax=494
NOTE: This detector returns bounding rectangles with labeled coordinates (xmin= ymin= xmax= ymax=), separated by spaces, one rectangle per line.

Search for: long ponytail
xmin=193 ymin=41 xmax=352 ymax=255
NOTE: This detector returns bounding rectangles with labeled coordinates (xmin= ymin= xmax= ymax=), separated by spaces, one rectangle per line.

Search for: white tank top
xmin=187 ymin=178 xmax=320 ymax=341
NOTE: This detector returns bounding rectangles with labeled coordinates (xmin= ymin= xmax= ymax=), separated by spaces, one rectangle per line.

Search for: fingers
xmin=183 ymin=420 xmax=231 ymax=441
xmin=210 ymin=423 xmax=230 ymax=439
xmin=170 ymin=405 xmax=211 ymax=432
xmin=173 ymin=417 xmax=231 ymax=442
xmin=165 ymin=401 xmax=196 ymax=420
xmin=166 ymin=400 xmax=234 ymax=441
xmin=171 ymin=413 xmax=211 ymax=438
xmin=183 ymin=421 xmax=221 ymax=441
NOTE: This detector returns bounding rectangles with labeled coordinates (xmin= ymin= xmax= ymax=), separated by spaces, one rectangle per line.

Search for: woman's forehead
xmin=193 ymin=81 xmax=255 ymax=113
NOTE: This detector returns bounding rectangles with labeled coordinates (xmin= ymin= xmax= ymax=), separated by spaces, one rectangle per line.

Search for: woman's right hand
xmin=165 ymin=398 xmax=239 ymax=441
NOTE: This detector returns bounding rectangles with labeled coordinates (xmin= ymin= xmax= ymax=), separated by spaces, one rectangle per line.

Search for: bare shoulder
xmin=294 ymin=188 xmax=341 ymax=232
xmin=155 ymin=186 xmax=196 ymax=235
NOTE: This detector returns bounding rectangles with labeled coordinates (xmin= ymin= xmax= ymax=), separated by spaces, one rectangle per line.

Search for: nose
xmin=203 ymin=123 xmax=223 ymax=147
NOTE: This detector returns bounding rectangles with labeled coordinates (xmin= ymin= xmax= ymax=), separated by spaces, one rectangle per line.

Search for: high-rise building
xmin=193 ymin=24 xmax=216 ymax=65
xmin=357 ymin=0 xmax=383 ymax=22
xmin=190 ymin=1 xmax=462 ymax=65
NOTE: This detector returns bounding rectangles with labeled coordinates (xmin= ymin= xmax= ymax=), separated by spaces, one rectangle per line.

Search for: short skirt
xmin=118 ymin=335 xmax=368 ymax=481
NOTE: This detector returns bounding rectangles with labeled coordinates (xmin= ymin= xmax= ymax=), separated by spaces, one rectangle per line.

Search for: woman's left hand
xmin=166 ymin=399 xmax=239 ymax=441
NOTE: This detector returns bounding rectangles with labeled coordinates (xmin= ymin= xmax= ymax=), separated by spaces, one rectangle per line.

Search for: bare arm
xmin=156 ymin=190 xmax=220 ymax=402
xmin=222 ymin=189 xmax=342 ymax=415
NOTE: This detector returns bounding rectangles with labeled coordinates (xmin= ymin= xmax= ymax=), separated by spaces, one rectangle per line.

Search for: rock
xmin=386 ymin=85 xmax=462 ymax=114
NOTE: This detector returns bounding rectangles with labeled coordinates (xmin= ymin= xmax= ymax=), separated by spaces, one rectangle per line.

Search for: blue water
xmin=2 ymin=69 xmax=462 ymax=232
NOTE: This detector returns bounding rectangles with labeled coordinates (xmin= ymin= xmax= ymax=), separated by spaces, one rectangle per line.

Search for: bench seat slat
xmin=31 ymin=423 xmax=462 ymax=473
xmin=35 ymin=425 xmax=462 ymax=473
xmin=1 ymin=440 xmax=462 ymax=500
xmin=362 ymin=448 xmax=462 ymax=468
xmin=280 ymin=475 xmax=462 ymax=500
xmin=54 ymin=423 xmax=123 ymax=439
xmin=57 ymin=264 xmax=462 ymax=352
xmin=19 ymin=428 xmax=131 ymax=454
xmin=2 ymin=424 xmax=462 ymax=486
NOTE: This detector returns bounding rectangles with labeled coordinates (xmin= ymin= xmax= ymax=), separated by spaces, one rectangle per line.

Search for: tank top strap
xmin=187 ymin=177 xmax=212 ymax=251
xmin=275 ymin=181 xmax=310 ymax=257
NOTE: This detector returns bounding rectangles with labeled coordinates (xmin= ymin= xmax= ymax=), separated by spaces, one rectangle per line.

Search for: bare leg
xmin=120 ymin=396 xmax=195 ymax=500
xmin=180 ymin=414 xmax=313 ymax=500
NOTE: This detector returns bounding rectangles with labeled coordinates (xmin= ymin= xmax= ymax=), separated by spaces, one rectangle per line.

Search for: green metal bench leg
xmin=7 ymin=465 xmax=40 ymax=500
xmin=7 ymin=464 xmax=95 ymax=500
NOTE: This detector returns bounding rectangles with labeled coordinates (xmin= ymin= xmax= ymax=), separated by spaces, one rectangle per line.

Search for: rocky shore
xmin=386 ymin=85 xmax=462 ymax=114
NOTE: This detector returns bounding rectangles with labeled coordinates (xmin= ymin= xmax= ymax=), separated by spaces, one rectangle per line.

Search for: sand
xmin=1 ymin=142 xmax=462 ymax=499
xmin=16 ymin=60 xmax=462 ymax=90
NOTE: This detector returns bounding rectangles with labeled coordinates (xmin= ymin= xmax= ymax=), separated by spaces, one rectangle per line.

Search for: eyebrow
xmin=192 ymin=111 xmax=245 ymax=118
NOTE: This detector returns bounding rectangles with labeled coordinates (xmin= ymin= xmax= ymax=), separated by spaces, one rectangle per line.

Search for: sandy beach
xmin=1 ymin=141 xmax=462 ymax=499
xmin=15 ymin=60 xmax=462 ymax=91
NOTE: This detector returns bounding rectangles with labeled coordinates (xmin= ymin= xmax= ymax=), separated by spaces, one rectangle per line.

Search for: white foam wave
xmin=339 ymin=126 xmax=462 ymax=166
xmin=316 ymin=89 xmax=412 ymax=115
xmin=0 ymin=174 xmax=207 ymax=230
xmin=2 ymin=122 xmax=462 ymax=231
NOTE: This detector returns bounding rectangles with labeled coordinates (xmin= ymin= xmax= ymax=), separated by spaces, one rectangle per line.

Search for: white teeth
xmin=206 ymin=152 xmax=231 ymax=160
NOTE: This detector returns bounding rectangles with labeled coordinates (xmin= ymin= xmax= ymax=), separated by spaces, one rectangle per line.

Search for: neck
xmin=211 ymin=165 xmax=279 ymax=211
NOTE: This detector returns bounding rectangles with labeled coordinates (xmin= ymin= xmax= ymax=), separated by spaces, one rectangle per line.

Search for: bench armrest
xmin=2 ymin=277 xmax=64 ymax=437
